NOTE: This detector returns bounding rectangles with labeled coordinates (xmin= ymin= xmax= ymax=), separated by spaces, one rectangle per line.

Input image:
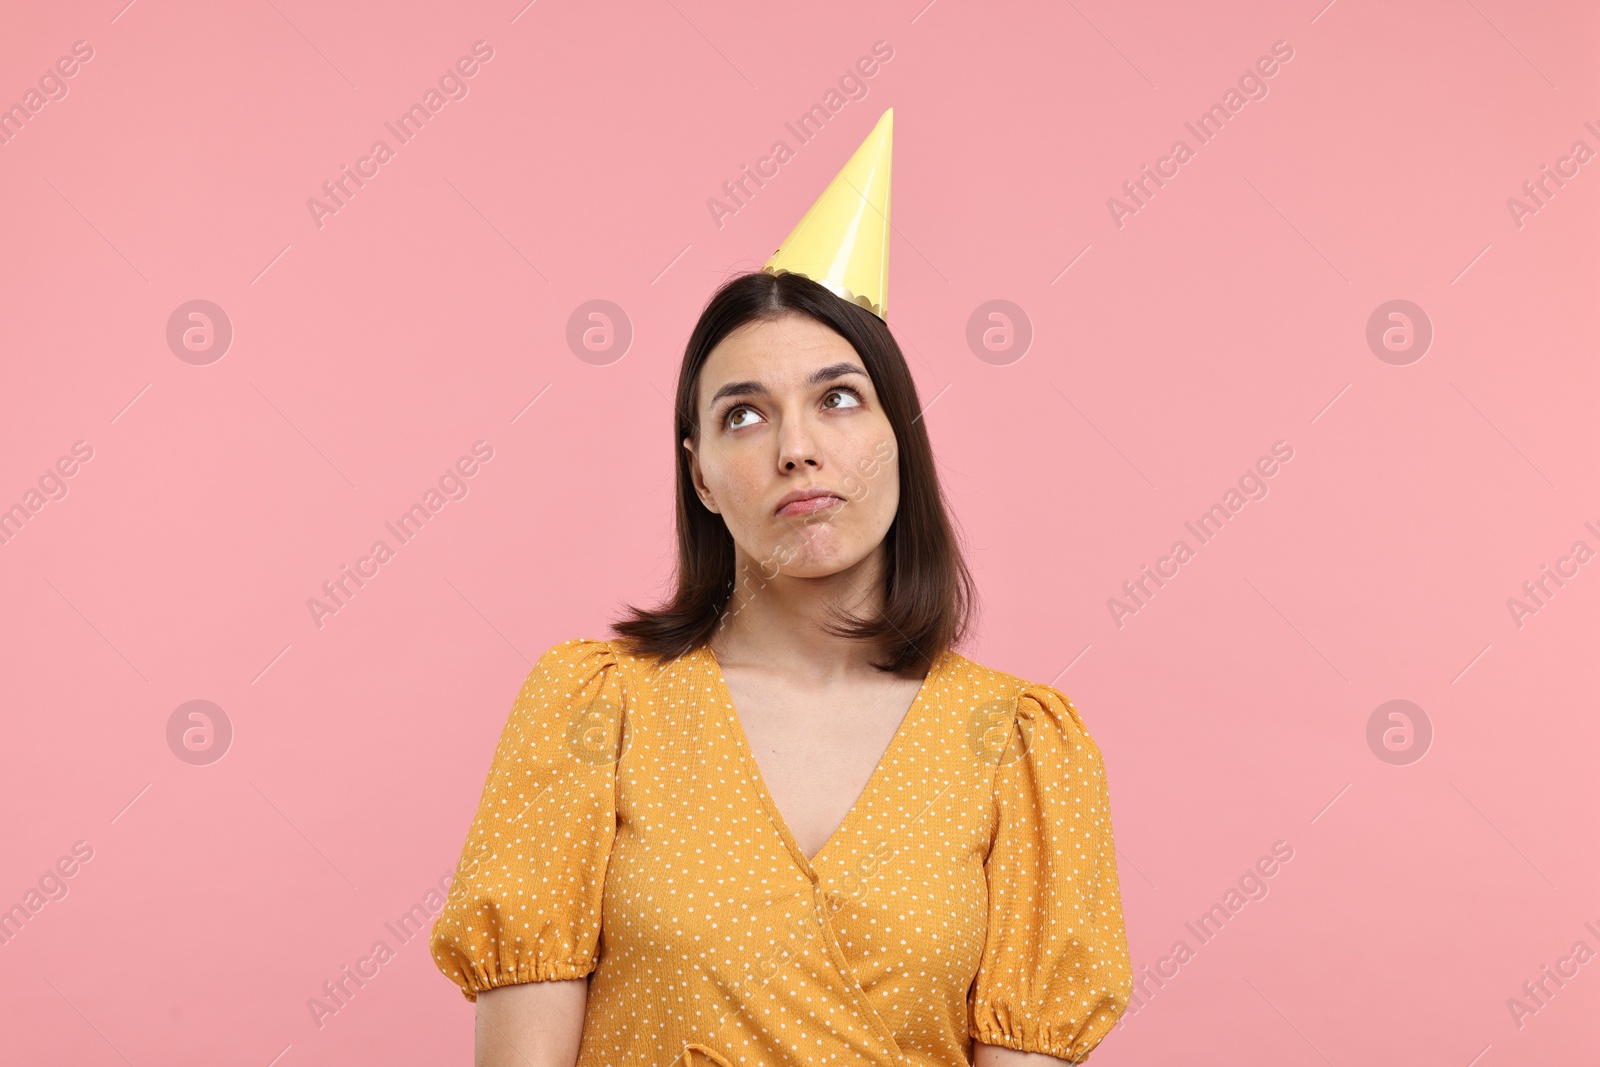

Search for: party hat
xmin=763 ymin=108 xmax=893 ymax=320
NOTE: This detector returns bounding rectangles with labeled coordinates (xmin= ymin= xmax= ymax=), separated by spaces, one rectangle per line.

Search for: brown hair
xmin=608 ymin=269 xmax=978 ymax=675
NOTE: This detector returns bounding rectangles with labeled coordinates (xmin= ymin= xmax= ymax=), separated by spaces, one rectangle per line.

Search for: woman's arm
xmin=474 ymin=978 xmax=588 ymax=1067
xmin=974 ymin=1044 xmax=1083 ymax=1067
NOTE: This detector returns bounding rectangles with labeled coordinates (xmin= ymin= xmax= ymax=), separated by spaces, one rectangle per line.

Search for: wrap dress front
xmin=430 ymin=638 xmax=1133 ymax=1066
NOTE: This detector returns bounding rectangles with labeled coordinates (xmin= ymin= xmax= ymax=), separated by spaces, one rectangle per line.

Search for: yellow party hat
xmin=763 ymin=108 xmax=893 ymax=320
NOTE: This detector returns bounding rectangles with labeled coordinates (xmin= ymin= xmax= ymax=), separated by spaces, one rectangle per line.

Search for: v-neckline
xmin=700 ymin=643 xmax=945 ymax=875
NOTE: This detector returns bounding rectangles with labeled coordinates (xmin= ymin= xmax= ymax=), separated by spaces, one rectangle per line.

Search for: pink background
xmin=2 ymin=0 xmax=1597 ymax=1064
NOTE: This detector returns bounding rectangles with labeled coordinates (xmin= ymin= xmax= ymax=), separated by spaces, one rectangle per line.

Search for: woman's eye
xmin=823 ymin=387 xmax=862 ymax=410
xmin=722 ymin=387 xmax=861 ymax=429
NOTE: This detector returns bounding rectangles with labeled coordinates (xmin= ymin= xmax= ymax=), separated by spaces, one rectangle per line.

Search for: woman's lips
xmin=776 ymin=495 xmax=844 ymax=517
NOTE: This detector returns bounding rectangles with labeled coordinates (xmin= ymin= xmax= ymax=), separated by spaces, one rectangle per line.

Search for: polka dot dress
xmin=430 ymin=638 xmax=1133 ymax=1066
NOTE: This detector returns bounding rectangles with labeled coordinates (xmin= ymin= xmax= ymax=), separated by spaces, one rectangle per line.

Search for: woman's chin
xmin=777 ymin=544 xmax=879 ymax=581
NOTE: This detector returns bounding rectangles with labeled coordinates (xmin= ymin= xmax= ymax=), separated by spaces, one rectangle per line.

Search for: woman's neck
xmin=713 ymin=549 xmax=889 ymax=676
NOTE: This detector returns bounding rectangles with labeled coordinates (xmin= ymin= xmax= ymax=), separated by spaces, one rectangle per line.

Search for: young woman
xmin=430 ymin=111 xmax=1132 ymax=1067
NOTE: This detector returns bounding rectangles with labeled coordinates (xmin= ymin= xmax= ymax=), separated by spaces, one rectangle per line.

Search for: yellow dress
xmin=430 ymin=638 xmax=1133 ymax=1066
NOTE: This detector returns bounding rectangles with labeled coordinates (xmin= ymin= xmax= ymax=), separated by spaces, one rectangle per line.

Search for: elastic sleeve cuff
xmin=970 ymin=986 xmax=1127 ymax=1063
xmin=970 ymin=1020 xmax=1085 ymax=1063
xmin=451 ymin=956 xmax=596 ymax=1002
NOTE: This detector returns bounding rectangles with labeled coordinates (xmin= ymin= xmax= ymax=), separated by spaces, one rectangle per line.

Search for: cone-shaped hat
xmin=763 ymin=108 xmax=893 ymax=320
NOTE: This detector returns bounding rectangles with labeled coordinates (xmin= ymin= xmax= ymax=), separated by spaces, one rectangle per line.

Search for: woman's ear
xmin=682 ymin=437 xmax=719 ymax=515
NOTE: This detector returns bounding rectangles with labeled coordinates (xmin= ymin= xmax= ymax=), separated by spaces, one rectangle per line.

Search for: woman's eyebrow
xmin=707 ymin=361 xmax=867 ymax=407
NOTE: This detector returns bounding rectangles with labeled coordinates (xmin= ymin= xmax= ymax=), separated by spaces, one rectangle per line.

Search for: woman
xmin=430 ymin=111 xmax=1133 ymax=1067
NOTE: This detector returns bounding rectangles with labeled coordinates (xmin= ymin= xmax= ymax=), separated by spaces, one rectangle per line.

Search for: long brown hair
xmin=608 ymin=269 xmax=977 ymax=675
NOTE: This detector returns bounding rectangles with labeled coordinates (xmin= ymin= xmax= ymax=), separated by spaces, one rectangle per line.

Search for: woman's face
xmin=683 ymin=311 xmax=901 ymax=581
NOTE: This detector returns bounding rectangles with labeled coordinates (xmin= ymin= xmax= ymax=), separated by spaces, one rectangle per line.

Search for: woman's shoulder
xmin=528 ymin=635 xmax=700 ymax=694
xmin=529 ymin=635 xmax=616 ymax=671
xmin=516 ymin=637 xmax=625 ymax=702
xmin=939 ymin=648 xmax=1093 ymax=735
xmin=939 ymin=647 xmax=1061 ymax=702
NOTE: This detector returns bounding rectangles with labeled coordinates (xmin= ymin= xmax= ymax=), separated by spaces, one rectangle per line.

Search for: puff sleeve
xmin=430 ymin=638 xmax=627 ymax=1002
xmin=967 ymin=684 xmax=1133 ymax=1063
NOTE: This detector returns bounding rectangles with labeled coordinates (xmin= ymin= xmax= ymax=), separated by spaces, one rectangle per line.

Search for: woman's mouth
xmin=776 ymin=495 xmax=845 ymax=517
